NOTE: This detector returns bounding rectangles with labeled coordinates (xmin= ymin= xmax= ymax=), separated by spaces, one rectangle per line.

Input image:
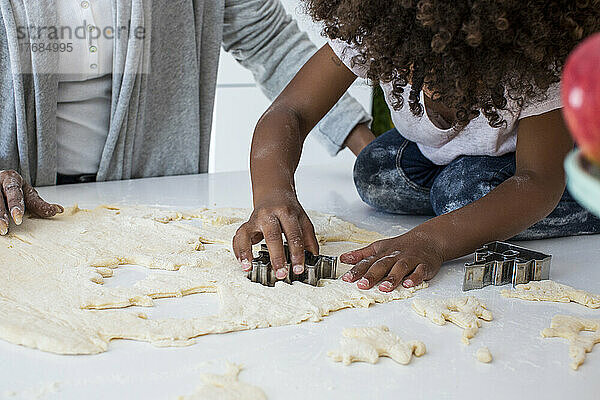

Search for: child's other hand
xmin=340 ymin=231 xmax=444 ymax=291
xmin=233 ymin=194 xmax=319 ymax=280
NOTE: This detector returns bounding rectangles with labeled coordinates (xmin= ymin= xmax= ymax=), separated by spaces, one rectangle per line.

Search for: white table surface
xmin=1 ymin=165 xmax=599 ymax=400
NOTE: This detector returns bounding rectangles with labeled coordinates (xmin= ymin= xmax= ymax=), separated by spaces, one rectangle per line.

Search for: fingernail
xmin=293 ymin=264 xmax=304 ymax=274
xmin=341 ymin=253 xmax=354 ymax=262
xmin=0 ymin=220 xmax=7 ymax=235
xmin=342 ymin=272 xmax=353 ymax=282
xmin=379 ymin=281 xmax=393 ymax=292
xmin=403 ymin=279 xmax=414 ymax=288
xmin=357 ymin=278 xmax=369 ymax=289
xmin=240 ymin=259 xmax=252 ymax=272
xmin=11 ymin=208 xmax=22 ymax=225
xmin=276 ymin=268 xmax=288 ymax=279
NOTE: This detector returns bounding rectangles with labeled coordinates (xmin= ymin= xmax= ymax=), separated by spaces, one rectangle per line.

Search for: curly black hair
xmin=304 ymin=0 xmax=600 ymax=129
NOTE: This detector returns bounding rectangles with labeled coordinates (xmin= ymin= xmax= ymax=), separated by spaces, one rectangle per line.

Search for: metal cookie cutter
xmin=462 ymin=241 xmax=551 ymax=291
xmin=247 ymin=243 xmax=338 ymax=287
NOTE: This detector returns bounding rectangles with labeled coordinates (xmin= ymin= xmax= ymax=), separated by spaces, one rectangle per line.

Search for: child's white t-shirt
xmin=329 ymin=40 xmax=562 ymax=165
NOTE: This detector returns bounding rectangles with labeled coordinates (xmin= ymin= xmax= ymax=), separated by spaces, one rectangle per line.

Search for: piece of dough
xmin=475 ymin=347 xmax=492 ymax=363
xmin=541 ymin=315 xmax=600 ymax=370
xmin=178 ymin=363 xmax=266 ymax=400
xmin=411 ymin=297 xmax=493 ymax=344
xmin=501 ymin=280 xmax=600 ymax=309
xmin=327 ymin=326 xmax=426 ymax=365
xmin=0 ymin=205 xmax=425 ymax=355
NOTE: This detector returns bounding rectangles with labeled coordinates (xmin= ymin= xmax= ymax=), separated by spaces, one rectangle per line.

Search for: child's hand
xmin=340 ymin=231 xmax=444 ymax=291
xmin=233 ymin=195 xmax=319 ymax=280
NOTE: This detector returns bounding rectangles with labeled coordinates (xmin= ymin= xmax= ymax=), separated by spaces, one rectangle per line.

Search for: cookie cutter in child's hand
xmin=247 ymin=243 xmax=338 ymax=287
xmin=462 ymin=241 xmax=551 ymax=291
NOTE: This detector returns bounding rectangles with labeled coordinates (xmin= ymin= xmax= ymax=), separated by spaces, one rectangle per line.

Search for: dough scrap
xmin=178 ymin=363 xmax=266 ymax=400
xmin=411 ymin=297 xmax=493 ymax=344
xmin=0 ymin=205 xmax=425 ymax=355
xmin=541 ymin=315 xmax=600 ymax=370
xmin=475 ymin=347 xmax=493 ymax=363
xmin=327 ymin=326 xmax=426 ymax=365
xmin=501 ymin=280 xmax=600 ymax=309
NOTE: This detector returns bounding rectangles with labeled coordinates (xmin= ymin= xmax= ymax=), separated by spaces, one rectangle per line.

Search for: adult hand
xmin=340 ymin=230 xmax=444 ymax=291
xmin=0 ymin=170 xmax=64 ymax=235
xmin=233 ymin=191 xmax=319 ymax=280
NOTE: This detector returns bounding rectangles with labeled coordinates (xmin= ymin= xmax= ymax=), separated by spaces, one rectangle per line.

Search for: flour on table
xmin=475 ymin=347 xmax=492 ymax=363
xmin=2 ymin=381 xmax=60 ymax=399
xmin=541 ymin=315 xmax=600 ymax=370
xmin=501 ymin=280 xmax=600 ymax=309
xmin=411 ymin=297 xmax=493 ymax=344
xmin=178 ymin=363 xmax=266 ymax=400
xmin=327 ymin=326 xmax=426 ymax=365
xmin=0 ymin=205 xmax=425 ymax=355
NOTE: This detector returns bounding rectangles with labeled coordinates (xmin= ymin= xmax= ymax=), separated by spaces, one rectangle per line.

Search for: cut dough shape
xmin=541 ymin=315 xmax=600 ymax=370
xmin=501 ymin=280 xmax=600 ymax=309
xmin=178 ymin=363 xmax=266 ymax=400
xmin=475 ymin=347 xmax=492 ymax=363
xmin=411 ymin=297 xmax=493 ymax=344
xmin=327 ymin=326 xmax=426 ymax=365
xmin=0 ymin=205 xmax=425 ymax=355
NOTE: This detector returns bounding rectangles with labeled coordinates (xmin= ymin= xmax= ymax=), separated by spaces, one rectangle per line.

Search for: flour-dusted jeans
xmin=353 ymin=128 xmax=600 ymax=240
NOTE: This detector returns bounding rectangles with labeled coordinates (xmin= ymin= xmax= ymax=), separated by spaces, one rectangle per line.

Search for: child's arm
xmin=232 ymin=44 xmax=374 ymax=277
xmin=341 ymin=109 xmax=574 ymax=291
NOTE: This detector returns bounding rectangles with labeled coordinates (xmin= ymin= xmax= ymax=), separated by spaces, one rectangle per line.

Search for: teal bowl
xmin=564 ymin=149 xmax=600 ymax=218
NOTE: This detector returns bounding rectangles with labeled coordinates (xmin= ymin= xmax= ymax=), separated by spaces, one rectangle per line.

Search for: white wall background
xmin=208 ymin=0 xmax=372 ymax=173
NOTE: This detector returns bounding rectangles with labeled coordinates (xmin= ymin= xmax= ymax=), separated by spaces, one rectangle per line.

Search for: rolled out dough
xmin=541 ymin=315 xmax=600 ymax=370
xmin=501 ymin=280 xmax=600 ymax=309
xmin=0 ymin=205 xmax=426 ymax=355
xmin=411 ymin=297 xmax=493 ymax=344
xmin=178 ymin=363 xmax=266 ymax=400
xmin=327 ymin=326 xmax=426 ymax=365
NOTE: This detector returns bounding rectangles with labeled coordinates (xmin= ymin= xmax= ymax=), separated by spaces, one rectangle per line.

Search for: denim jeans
xmin=353 ymin=128 xmax=600 ymax=240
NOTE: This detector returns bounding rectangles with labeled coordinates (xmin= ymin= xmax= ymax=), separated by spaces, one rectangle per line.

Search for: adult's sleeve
xmin=222 ymin=0 xmax=372 ymax=155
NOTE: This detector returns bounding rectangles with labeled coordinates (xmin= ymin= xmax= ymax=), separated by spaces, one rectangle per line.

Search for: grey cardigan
xmin=0 ymin=0 xmax=369 ymax=186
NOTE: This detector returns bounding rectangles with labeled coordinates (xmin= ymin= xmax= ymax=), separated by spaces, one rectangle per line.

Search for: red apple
xmin=561 ymin=32 xmax=600 ymax=166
